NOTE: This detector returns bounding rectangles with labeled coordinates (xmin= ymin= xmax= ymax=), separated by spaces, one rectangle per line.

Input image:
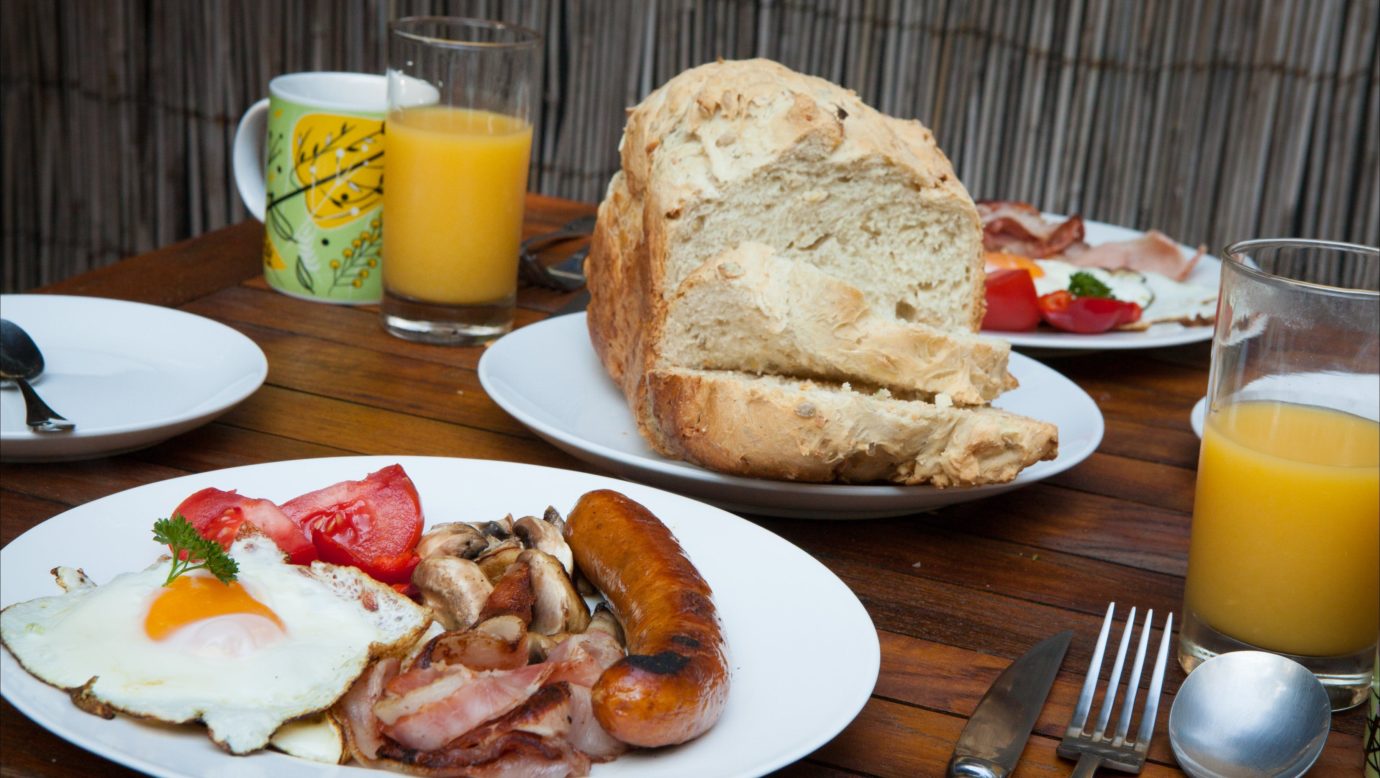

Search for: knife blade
xmin=947 ymin=630 xmax=1072 ymax=778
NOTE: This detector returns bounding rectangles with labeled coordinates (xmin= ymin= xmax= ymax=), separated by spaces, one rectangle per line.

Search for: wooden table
xmin=0 ymin=194 xmax=1367 ymax=777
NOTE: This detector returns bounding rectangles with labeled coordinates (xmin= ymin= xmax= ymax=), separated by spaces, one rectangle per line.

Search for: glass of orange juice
xmin=1180 ymin=238 xmax=1379 ymax=711
xmin=380 ymin=17 xmax=540 ymax=344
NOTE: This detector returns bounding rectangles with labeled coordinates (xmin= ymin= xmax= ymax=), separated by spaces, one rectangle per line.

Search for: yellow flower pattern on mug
xmin=329 ymin=218 xmax=383 ymax=292
xmin=292 ymin=113 xmax=384 ymax=228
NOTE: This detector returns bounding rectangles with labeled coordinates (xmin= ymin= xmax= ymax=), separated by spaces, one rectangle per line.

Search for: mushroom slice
xmin=411 ymin=556 xmax=493 ymax=632
xmin=513 ymin=514 xmax=574 ymax=576
xmin=542 ymin=506 xmax=567 ymax=535
xmin=415 ymin=615 xmax=530 ymax=671
xmin=523 ymin=549 xmax=591 ymax=635
xmin=479 ymin=515 xmax=515 ymax=544
xmin=588 ymin=603 xmax=626 ymax=647
xmin=477 ymin=555 xmax=536 ymax=625
xmin=416 ymin=522 xmax=489 ymax=560
xmin=475 ymin=539 xmax=524 ymax=582
xmin=525 ymin=631 xmax=573 ymax=663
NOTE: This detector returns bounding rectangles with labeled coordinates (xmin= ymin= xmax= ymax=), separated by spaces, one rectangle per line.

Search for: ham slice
xmin=977 ymin=200 xmax=1086 ymax=258
xmin=337 ymin=656 xmax=400 ymax=761
xmin=1062 ymin=229 xmax=1204 ymax=281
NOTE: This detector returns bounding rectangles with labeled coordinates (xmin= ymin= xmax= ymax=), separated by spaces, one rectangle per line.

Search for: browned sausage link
xmin=564 ymin=489 xmax=729 ymax=748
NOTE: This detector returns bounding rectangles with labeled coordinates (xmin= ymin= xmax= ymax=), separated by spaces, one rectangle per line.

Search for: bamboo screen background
xmin=3 ymin=0 xmax=1377 ymax=292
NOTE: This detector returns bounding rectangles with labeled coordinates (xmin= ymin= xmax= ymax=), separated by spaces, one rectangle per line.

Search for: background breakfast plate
xmin=1191 ymin=396 xmax=1207 ymax=437
xmin=0 ymin=456 xmax=879 ymax=778
xmin=992 ymin=217 xmax=1220 ymax=351
xmin=479 ymin=313 xmax=1104 ymax=519
xmin=0 ymin=295 xmax=267 ymax=462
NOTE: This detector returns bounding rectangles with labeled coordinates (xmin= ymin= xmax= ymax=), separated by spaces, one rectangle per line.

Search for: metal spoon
xmin=1168 ymin=651 xmax=1331 ymax=778
xmin=0 ymin=319 xmax=75 ymax=432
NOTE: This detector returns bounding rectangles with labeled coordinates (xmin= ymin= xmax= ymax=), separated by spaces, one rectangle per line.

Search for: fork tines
xmin=1058 ymin=602 xmax=1173 ymax=774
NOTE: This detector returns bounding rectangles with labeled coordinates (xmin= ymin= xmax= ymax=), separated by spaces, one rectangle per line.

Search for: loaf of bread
xmin=585 ymin=58 xmax=1058 ymax=486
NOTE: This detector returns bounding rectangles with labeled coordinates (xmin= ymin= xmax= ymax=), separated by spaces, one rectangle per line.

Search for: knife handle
xmin=947 ymin=755 xmax=1011 ymax=778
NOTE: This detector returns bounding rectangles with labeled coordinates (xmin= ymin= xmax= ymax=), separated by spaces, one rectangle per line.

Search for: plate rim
xmin=0 ymin=294 xmax=268 ymax=457
xmin=0 ymin=454 xmax=881 ymax=778
xmin=478 ymin=313 xmax=1105 ymax=518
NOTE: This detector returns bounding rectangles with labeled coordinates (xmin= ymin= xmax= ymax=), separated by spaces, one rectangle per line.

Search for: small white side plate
xmin=1191 ymin=396 xmax=1207 ymax=438
xmin=0 ymin=295 xmax=267 ymax=461
xmin=0 ymin=456 xmax=879 ymax=778
xmin=478 ymin=313 xmax=1104 ymax=519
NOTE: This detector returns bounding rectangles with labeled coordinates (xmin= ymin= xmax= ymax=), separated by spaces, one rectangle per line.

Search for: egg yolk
xmin=144 ymin=576 xmax=285 ymax=640
xmin=984 ymin=251 xmax=1045 ymax=278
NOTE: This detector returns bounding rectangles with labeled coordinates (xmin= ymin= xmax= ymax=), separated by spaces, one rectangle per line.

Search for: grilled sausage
xmin=564 ymin=490 xmax=729 ymax=747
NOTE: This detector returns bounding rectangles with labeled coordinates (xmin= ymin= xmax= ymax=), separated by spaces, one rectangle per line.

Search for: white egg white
xmin=0 ymin=531 xmax=430 ymax=755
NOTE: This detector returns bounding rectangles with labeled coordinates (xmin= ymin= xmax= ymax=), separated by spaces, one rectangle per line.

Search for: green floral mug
xmin=233 ymin=73 xmax=386 ymax=304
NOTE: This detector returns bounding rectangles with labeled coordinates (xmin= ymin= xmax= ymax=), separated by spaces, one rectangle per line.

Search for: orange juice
xmin=383 ymin=107 xmax=532 ymax=304
xmin=1185 ymin=401 xmax=1379 ymax=657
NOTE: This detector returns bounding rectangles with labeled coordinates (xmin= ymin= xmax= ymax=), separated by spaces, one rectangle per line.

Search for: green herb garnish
xmin=1068 ymin=271 xmax=1115 ymax=299
xmin=153 ymin=515 xmax=238 ymax=586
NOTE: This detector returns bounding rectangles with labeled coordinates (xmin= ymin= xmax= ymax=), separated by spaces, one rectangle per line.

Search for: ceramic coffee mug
xmin=233 ymin=72 xmax=387 ymax=304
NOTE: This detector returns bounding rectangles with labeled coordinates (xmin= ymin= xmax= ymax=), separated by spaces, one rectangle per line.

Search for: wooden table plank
xmin=1 ymin=197 xmax=1371 ymax=778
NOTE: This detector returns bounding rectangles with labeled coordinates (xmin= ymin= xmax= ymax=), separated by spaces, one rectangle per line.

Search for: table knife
xmin=947 ymin=629 xmax=1072 ymax=778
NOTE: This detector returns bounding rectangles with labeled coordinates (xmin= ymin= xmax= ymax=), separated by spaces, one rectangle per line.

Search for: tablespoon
xmin=0 ymin=318 xmax=75 ymax=432
xmin=1168 ymin=651 xmax=1331 ymax=778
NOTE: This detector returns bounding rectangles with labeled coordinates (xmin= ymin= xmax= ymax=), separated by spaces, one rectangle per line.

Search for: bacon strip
xmin=977 ymin=200 xmax=1086 ymax=258
xmin=337 ymin=656 xmax=400 ymax=761
xmin=381 ymin=663 xmax=554 ymax=751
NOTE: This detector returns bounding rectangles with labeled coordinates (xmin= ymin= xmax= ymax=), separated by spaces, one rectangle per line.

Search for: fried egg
xmin=1032 ymin=259 xmax=1154 ymax=309
xmin=0 ymin=530 xmax=430 ymax=754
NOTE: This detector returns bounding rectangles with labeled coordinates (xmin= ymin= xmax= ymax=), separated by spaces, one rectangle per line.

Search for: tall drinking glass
xmin=1179 ymin=238 xmax=1379 ymax=711
xmin=381 ymin=17 xmax=541 ymax=344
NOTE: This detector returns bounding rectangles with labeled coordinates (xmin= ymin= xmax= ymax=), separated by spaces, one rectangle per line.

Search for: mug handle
xmin=232 ymin=98 xmax=269 ymax=222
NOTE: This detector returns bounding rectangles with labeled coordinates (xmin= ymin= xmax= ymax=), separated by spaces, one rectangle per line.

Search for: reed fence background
xmin=3 ymin=0 xmax=1377 ymax=292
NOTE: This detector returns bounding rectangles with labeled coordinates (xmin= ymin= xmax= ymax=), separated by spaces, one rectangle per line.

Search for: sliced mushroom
xmin=523 ymin=549 xmax=591 ymax=635
xmin=411 ymin=556 xmax=493 ymax=631
xmin=542 ymin=506 xmax=567 ymax=535
xmin=513 ymin=514 xmax=574 ymax=575
xmin=475 ymin=539 xmax=524 ymax=582
xmin=416 ymin=522 xmax=489 ymax=560
xmin=588 ymin=603 xmax=626 ymax=647
xmin=478 ymin=515 xmax=515 ymax=543
xmin=416 ymin=615 xmax=530 ymax=671
xmin=477 ymin=555 xmax=536 ymax=624
xmin=525 ymin=631 xmax=572 ymax=663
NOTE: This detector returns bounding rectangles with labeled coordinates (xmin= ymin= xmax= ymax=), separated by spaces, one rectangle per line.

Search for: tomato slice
xmin=982 ymin=268 xmax=1042 ymax=332
xmin=279 ymin=464 xmax=424 ymax=584
xmin=172 ymin=488 xmax=317 ymax=565
xmin=1038 ymin=291 xmax=1143 ymax=334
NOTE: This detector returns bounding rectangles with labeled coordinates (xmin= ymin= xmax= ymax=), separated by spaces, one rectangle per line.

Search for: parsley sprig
xmin=153 ymin=515 xmax=238 ymax=586
xmin=1068 ymin=271 xmax=1115 ymax=299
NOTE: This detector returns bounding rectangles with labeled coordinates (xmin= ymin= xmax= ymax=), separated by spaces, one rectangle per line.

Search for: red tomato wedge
xmin=1037 ymin=290 xmax=1143 ymax=334
xmin=172 ymin=488 xmax=317 ymax=565
xmin=278 ymin=464 xmax=424 ymax=584
xmin=982 ymin=268 xmax=1042 ymax=332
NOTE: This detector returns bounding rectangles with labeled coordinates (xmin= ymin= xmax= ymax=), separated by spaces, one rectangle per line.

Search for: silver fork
xmin=519 ymin=215 xmax=593 ymax=291
xmin=1058 ymin=603 xmax=1173 ymax=776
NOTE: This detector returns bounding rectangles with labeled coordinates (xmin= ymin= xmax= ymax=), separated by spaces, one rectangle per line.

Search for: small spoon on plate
xmin=1169 ymin=651 xmax=1331 ymax=778
xmin=0 ymin=318 xmax=75 ymax=432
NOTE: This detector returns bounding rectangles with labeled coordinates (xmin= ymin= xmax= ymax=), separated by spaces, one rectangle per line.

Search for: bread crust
xmin=646 ymin=369 xmax=1058 ymax=487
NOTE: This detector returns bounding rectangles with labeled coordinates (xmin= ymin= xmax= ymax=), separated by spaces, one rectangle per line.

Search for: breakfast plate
xmin=0 ymin=456 xmax=880 ymax=777
xmin=990 ymin=217 xmax=1221 ymax=351
xmin=478 ymin=313 xmax=1104 ymax=519
xmin=0 ymin=295 xmax=267 ymax=462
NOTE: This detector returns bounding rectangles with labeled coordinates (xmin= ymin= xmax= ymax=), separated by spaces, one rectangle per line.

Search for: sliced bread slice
xmin=644 ymin=368 xmax=1058 ymax=488
xmin=660 ymin=242 xmax=1017 ymax=405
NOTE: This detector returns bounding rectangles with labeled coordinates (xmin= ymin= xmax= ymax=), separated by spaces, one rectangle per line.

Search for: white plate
xmin=478 ymin=313 xmax=1104 ymax=519
xmin=0 ymin=295 xmax=267 ymax=462
xmin=990 ymin=217 xmax=1220 ymax=351
xmin=0 ymin=456 xmax=879 ymax=778
xmin=1191 ymin=396 xmax=1206 ymax=438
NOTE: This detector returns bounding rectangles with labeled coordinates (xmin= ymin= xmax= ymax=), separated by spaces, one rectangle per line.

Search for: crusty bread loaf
xmin=646 ymin=369 xmax=1056 ymax=487
xmin=585 ymin=58 xmax=1057 ymax=486
xmin=661 ymin=242 xmax=1017 ymax=406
